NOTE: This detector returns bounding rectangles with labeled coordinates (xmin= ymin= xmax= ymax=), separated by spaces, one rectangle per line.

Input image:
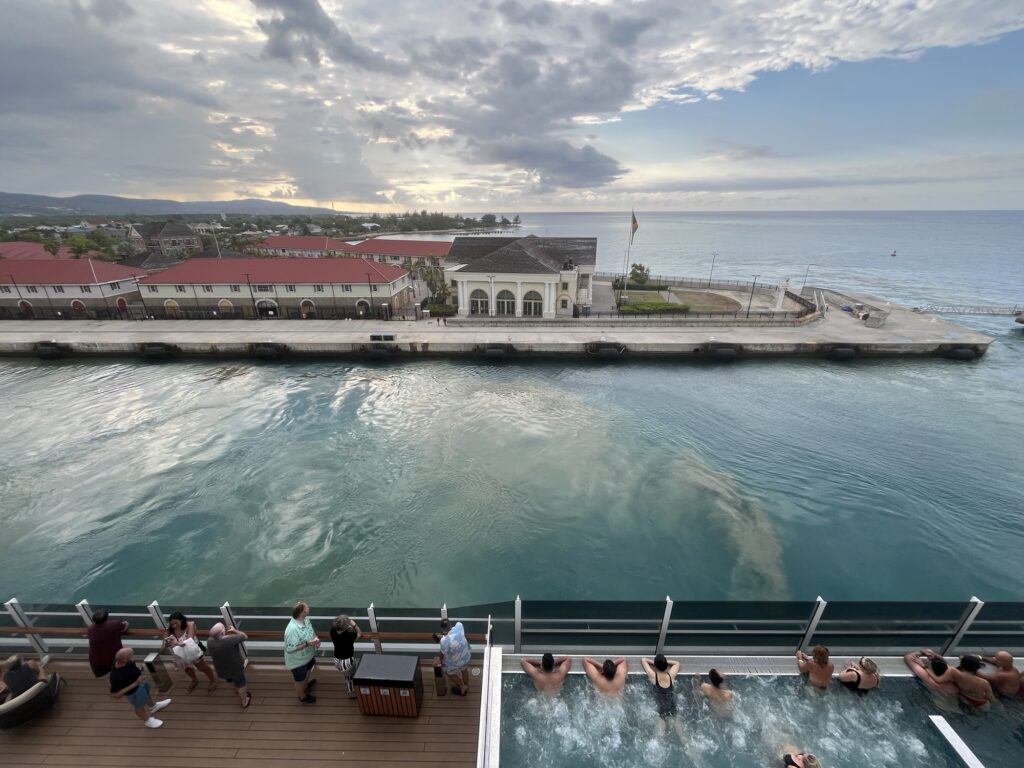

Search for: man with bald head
xmin=979 ymin=651 xmax=1022 ymax=698
xmin=207 ymin=622 xmax=251 ymax=708
xmin=109 ymin=647 xmax=171 ymax=728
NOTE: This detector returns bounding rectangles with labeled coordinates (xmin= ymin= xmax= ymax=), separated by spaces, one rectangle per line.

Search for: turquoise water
xmin=500 ymin=675 xmax=996 ymax=768
xmin=0 ymin=212 xmax=1022 ymax=606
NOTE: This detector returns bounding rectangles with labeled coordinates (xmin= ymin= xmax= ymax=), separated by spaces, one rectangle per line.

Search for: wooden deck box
xmin=353 ymin=654 xmax=423 ymax=717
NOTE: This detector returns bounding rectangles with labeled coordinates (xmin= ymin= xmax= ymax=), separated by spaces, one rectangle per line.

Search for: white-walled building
xmin=136 ymin=258 xmax=412 ymax=319
xmin=0 ymin=260 xmax=146 ymax=318
xmin=444 ymin=235 xmax=596 ymax=318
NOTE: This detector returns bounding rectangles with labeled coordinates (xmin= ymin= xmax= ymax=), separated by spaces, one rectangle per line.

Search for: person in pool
xmin=977 ymin=650 xmax=1022 ymax=698
xmin=795 ymin=646 xmax=833 ymax=689
xmin=694 ymin=668 xmax=733 ymax=713
xmin=641 ymin=655 xmax=679 ymax=717
xmin=582 ymin=656 xmax=627 ymax=697
xmin=924 ymin=651 xmax=995 ymax=710
xmin=903 ymin=651 xmax=958 ymax=697
xmin=520 ymin=653 xmax=571 ymax=694
xmin=837 ymin=656 xmax=879 ymax=694
xmin=780 ymin=749 xmax=821 ymax=768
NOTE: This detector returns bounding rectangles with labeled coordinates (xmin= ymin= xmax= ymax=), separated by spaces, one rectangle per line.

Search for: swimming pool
xmin=500 ymin=674 xmax=990 ymax=768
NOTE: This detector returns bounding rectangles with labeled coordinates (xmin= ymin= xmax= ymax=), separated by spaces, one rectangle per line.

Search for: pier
xmin=0 ymin=291 xmax=994 ymax=362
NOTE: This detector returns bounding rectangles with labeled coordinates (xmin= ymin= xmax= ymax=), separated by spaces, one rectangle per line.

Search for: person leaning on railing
xmin=86 ymin=608 xmax=129 ymax=678
xmin=330 ymin=615 xmax=362 ymax=698
xmin=284 ymin=600 xmax=320 ymax=705
xmin=795 ymin=645 xmax=833 ymax=689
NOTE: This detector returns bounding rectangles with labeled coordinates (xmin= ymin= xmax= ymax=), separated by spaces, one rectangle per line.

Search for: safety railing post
xmin=367 ymin=603 xmax=382 ymax=654
xmin=75 ymin=599 xmax=93 ymax=627
xmin=656 ymin=596 xmax=673 ymax=655
xmin=514 ymin=595 xmax=522 ymax=654
xmin=441 ymin=603 xmax=448 ymax=622
xmin=942 ymin=596 xmax=985 ymax=656
xmin=220 ymin=601 xmax=249 ymax=666
xmin=4 ymin=597 xmax=49 ymax=662
xmin=147 ymin=600 xmax=168 ymax=632
xmin=797 ymin=596 xmax=828 ymax=651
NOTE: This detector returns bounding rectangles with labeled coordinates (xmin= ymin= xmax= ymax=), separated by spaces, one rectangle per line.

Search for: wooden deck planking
xmin=0 ymin=661 xmax=481 ymax=768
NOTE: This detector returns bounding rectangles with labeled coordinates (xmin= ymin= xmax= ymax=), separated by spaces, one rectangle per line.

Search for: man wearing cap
xmin=207 ymin=622 xmax=251 ymax=708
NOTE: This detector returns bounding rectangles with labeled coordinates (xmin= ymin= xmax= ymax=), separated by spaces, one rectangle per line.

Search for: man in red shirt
xmin=87 ymin=609 xmax=129 ymax=677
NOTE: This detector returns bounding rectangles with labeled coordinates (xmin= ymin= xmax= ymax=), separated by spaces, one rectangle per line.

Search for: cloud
xmin=0 ymin=0 xmax=1022 ymax=207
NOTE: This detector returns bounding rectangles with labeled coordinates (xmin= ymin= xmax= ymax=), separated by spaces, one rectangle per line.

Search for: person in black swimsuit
xmin=782 ymin=751 xmax=821 ymax=767
xmin=838 ymin=657 xmax=879 ymax=694
xmin=641 ymin=655 xmax=685 ymax=741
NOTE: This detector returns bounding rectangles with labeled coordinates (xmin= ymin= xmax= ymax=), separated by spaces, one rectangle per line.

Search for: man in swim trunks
xmin=923 ymin=650 xmax=995 ymax=709
xmin=582 ymin=656 xmax=627 ymax=697
xmin=903 ymin=651 xmax=958 ymax=697
xmin=520 ymin=653 xmax=571 ymax=694
xmin=978 ymin=650 xmax=1022 ymax=698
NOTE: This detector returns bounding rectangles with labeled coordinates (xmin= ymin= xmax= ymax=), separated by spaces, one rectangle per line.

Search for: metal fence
xmin=580 ymin=310 xmax=811 ymax=321
xmin=4 ymin=594 xmax=1021 ymax=661
xmin=594 ymin=272 xmax=780 ymax=293
xmin=0 ymin=305 xmax=415 ymax=322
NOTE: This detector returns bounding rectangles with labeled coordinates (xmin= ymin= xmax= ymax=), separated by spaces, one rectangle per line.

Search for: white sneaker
xmin=145 ymin=717 xmax=163 ymax=729
xmin=150 ymin=699 xmax=171 ymax=714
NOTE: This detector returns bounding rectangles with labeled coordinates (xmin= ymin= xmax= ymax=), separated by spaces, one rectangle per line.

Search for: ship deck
xmin=1 ymin=660 xmax=479 ymax=768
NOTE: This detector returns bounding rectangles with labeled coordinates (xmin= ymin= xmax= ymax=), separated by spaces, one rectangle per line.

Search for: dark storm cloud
xmin=470 ymin=137 xmax=625 ymax=189
xmin=252 ymin=0 xmax=407 ymax=73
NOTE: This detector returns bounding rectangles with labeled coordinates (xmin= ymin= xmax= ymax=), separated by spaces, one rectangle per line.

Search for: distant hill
xmin=0 ymin=191 xmax=335 ymax=216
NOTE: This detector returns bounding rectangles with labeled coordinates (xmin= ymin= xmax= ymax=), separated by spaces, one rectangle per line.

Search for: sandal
xmin=242 ymin=693 xmax=252 ymax=709
xmin=187 ymin=679 xmax=198 ymax=694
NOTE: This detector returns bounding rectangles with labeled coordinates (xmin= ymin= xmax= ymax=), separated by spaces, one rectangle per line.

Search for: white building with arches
xmin=444 ymin=235 xmax=596 ymax=319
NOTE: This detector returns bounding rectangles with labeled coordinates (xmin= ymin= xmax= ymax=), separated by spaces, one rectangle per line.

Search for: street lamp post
xmin=746 ymin=274 xmax=760 ymax=318
xmin=244 ymin=272 xmax=259 ymax=318
xmin=801 ymin=263 xmax=813 ymax=294
xmin=8 ymin=274 xmax=26 ymax=317
xmin=708 ymin=252 xmax=718 ymax=288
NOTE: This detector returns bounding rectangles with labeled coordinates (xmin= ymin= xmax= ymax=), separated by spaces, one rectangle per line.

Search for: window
xmin=561 ymin=282 xmax=568 ymax=290
xmin=175 ymin=285 xmax=186 ymax=293
xmin=342 ymin=284 xmax=352 ymax=292
xmin=523 ymin=290 xmax=543 ymax=317
xmin=202 ymin=285 xmax=213 ymax=293
xmin=80 ymin=286 xmax=92 ymax=293
xmin=496 ymin=289 xmax=515 ymax=316
xmin=561 ymin=299 xmax=568 ymax=309
xmin=377 ymin=255 xmax=386 ymax=262
xmin=286 ymin=285 xmax=296 ymax=292
xmin=26 ymin=286 xmax=38 ymax=294
xmin=370 ymin=284 xmax=378 ymax=292
xmin=53 ymin=286 xmax=65 ymax=294
xmin=313 ymin=284 xmax=324 ymax=292
xmin=470 ymin=289 xmax=489 ymax=315
xmin=109 ymin=282 xmax=120 ymax=290
xmin=256 ymin=285 xmax=272 ymax=292
xmin=230 ymin=285 xmax=241 ymax=292
xmin=0 ymin=286 xmax=10 ymax=293
xmin=147 ymin=286 xmax=159 ymax=293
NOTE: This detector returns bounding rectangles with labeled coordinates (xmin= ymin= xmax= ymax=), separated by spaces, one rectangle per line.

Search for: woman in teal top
xmin=284 ymin=601 xmax=320 ymax=704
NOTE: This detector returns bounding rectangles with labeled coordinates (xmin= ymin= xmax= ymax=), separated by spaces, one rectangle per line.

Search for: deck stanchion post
xmin=942 ymin=596 xmax=985 ymax=656
xmin=75 ymin=599 xmax=93 ymax=627
xmin=441 ymin=603 xmax=448 ymax=622
xmin=514 ymin=595 xmax=522 ymax=654
xmin=220 ymin=601 xmax=249 ymax=667
xmin=797 ymin=596 xmax=828 ymax=651
xmin=367 ymin=603 xmax=382 ymax=654
xmin=4 ymin=597 xmax=49 ymax=663
xmin=656 ymin=596 xmax=673 ymax=655
xmin=147 ymin=600 xmax=168 ymax=632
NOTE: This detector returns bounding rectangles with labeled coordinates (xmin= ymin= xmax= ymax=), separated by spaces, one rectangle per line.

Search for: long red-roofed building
xmin=0 ymin=260 xmax=147 ymax=318
xmin=0 ymin=241 xmax=103 ymax=260
xmin=136 ymin=258 xmax=413 ymax=319
xmin=249 ymin=235 xmax=353 ymax=258
xmin=250 ymin=235 xmax=451 ymax=267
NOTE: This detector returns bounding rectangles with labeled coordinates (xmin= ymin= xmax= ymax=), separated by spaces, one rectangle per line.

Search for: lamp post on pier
xmin=746 ymin=274 xmax=760 ymax=319
xmin=801 ymin=264 xmax=813 ymax=294
xmin=708 ymin=252 xmax=718 ymax=288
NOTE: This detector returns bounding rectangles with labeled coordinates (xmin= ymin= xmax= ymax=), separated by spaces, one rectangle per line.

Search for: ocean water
xmin=0 ymin=211 xmax=1021 ymax=607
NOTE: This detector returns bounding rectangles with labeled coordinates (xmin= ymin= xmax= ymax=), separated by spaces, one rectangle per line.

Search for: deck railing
xmin=3 ymin=594 xmax=1022 ymax=662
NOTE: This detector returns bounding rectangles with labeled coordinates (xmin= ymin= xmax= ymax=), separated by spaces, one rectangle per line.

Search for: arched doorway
xmin=523 ymin=290 xmax=543 ymax=317
xmin=300 ymin=299 xmax=316 ymax=318
xmin=256 ymin=299 xmax=278 ymax=318
xmin=356 ymin=299 xmax=371 ymax=317
xmin=17 ymin=300 xmax=34 ymax=319
xmin=217 ymin=299 xmax=234 ymax=317
xmin=163 ymin=299 xmax=180 ymax=319
xmin=495 ymin=290 xmax=515 ymax=316
xmin=470 ymin=289 xmax=489 ymax=315
xmin=116 ymin=297 xmax=128 ymax=316
xmin=70 ymin=299 xmax=86 ymax=317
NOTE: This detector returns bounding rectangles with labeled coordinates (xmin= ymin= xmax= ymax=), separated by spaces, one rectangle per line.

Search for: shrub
xmin=618 ymin=302 xmax=690 ymax=314
xmin=427 ymin=304 xmax=457 ymax=317
xmin=612 ymin=279 xmax=669 ymax=291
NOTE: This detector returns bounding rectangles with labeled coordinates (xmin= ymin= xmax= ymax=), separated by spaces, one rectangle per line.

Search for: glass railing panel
xmin=959 ymin=601 xmax=1024 ymax=653
xmin=521 ymin=600 xmax=665 ymax=650
xmin=665 ymin=600 xmax=814 ymax=651
xmin=810 ymin=601 xmax=967 ymax=653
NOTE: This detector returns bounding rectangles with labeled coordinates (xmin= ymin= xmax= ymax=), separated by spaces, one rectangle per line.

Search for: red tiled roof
xmin=0 ymin=241 xmax=102 ymax=260
xmin=341 ymin=238 xmax=451 ymax=257
xmin=257 ymin=235 xmax=353 ymax=251
xmin=137 ymin=258 xmax=407 ymax=285
xmin=0 ymin=260 xmax=148 ymax=285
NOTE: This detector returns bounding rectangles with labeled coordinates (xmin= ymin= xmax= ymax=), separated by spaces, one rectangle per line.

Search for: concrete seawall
xmin=0 ymin=298 xmax=993 ymax=363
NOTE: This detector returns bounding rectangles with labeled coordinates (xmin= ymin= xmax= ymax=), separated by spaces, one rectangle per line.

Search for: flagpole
xmin=621 ymin=211 xmax=635 ymax=307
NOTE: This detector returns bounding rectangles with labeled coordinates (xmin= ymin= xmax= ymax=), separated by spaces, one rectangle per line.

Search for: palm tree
xmin=67 ymin=235 xmax=92 ymax=260
xmin=42 ymin=238 xmax=61 ymax=257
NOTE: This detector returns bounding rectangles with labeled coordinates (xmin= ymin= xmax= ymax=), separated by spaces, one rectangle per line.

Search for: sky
xmin=1 ymin=0 xmax=1023 ymax=211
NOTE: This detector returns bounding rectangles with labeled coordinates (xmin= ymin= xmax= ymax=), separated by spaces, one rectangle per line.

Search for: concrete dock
xmin=0 ymin=295 xmax=993 ymax=362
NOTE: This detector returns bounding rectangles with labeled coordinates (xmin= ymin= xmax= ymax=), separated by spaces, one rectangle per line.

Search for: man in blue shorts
xmin=109 ymin=647 xmax=171 ymax=728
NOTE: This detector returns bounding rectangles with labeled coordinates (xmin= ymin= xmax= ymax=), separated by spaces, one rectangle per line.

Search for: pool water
xmin=500 ymin=675 xmax=996 ymax=768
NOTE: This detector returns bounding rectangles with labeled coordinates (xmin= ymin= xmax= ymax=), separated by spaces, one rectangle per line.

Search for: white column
xmin=543 ymin=282 xmax=555 ymax=318
xmin=488 ymin=277 xmax=496 ymax=317
xmin=515 ymin=281 xmax=523 ymax=318
xmin=457 ymin=279 xmax=468 ymax=316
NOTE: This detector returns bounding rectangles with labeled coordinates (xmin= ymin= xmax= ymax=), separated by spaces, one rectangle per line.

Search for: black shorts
xmin=91 ymin=663 xmax=112 ymax=678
